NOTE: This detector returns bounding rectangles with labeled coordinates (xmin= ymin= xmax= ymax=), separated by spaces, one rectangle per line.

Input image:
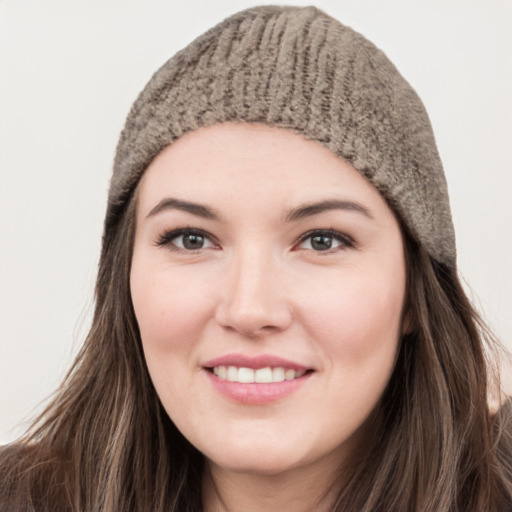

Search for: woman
xmin=1 ymin=5 xmax=511 ymax=511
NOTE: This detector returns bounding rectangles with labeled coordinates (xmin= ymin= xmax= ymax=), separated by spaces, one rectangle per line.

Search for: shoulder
xmin=493 ymin=397 xmax=512 ymax=509
xmin=0 ymin=443 xmax=27 ymax=510
xmin=0 ymin=443 xmax=41 ymax=511
xmin=494 ymin=396 xmax=512 ymax=453
xmin=0 ymin=442 xmax=71 ymax=512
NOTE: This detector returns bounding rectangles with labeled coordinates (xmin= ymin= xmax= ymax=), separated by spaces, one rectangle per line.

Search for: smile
xmin=212 ymin=366 xmax=307 ymax=383
xmin=203 ymin=354 xmax=314 ymax=403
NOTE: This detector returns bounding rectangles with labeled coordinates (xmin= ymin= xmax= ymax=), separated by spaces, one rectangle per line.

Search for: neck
xmin=201 ymin=459 xmax=343 ymax=512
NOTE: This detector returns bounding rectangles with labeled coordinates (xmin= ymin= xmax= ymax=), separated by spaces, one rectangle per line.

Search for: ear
xmin=401 ymin=307 xmax=415 ymax=336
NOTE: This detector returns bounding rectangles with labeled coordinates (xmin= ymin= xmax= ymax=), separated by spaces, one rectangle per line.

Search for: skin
xmin=130 ymin=122 xmax=408 ymax=511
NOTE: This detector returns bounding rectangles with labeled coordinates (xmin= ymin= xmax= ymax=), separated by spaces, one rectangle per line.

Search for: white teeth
xmin=211 ymin=366 xmax=307 ymax=383
xmin=285 ymin=369 xmax=295 ymax=380
xmin=272 ymin=367 xmax=285 ymax=382
xmin=238 ymin=367 xmax=255 ymax=383
xmin=227 ymin=366 xmax=238 ymax=381
xmin=254 ymin=367 xmax=272 ymax=383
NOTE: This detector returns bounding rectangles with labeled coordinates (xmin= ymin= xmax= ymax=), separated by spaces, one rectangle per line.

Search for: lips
xmin=202 ymin=354 xmax=313 ymax=404
xmin=203 ymin=353 xmax=310 ymax=371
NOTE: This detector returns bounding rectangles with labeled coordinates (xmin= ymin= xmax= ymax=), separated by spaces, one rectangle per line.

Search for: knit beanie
xmin=107 ymin=5 xmax=456 ymax=266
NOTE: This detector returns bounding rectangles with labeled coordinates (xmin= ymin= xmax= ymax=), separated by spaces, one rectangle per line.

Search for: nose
xmin=214 ymin=249 xmax=293 ymax=338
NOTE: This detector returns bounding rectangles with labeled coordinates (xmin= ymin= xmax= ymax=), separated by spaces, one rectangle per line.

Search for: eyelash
xmin=155 ymin=227 xmax=217 ymax=251
xmin=296 ymin=229 xmax=355 ymax=252
xmin=155 ymin=227 xmax=355 ymax=253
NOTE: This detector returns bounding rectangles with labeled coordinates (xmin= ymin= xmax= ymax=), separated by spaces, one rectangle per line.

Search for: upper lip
xmin=202 ymin=353 xmax=311 ymax=371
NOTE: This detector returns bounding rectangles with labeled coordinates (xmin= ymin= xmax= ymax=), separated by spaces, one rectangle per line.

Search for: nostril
xmin=215 ymin=301 xmax=293 ymax=338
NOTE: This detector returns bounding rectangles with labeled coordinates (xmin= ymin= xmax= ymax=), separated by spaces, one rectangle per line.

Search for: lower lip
xmin=204 ymin=370 xmax=311 ymax=404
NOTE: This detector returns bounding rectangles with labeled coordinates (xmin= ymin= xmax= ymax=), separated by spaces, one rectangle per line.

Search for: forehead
xmin=136 ymin=123 xmax=391 ymax=217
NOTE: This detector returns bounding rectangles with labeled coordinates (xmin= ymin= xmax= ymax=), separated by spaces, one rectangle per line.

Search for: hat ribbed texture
xmin=108 ymin=5 xmax=456 ymax=266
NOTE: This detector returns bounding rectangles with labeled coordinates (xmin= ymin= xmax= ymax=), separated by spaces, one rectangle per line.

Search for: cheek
xmin=130 ymin=263 xmax=218 ymax=430
xmin=297 ymin=268 xmax=405 ymax=441
xmin=129 ymin=262 xmax=214 ymax=394
xmin=132 ymin=264 xmax=203 ymax=343
xmin=299 ymin=265 xmax=405 ymax=378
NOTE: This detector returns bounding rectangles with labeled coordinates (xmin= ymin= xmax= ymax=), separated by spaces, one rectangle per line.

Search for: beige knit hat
xmin=107 ymin=5 xmax=456 ymax=266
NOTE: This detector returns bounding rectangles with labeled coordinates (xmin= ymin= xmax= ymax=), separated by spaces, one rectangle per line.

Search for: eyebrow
xmin=285 ymin=199 xmax=373 ymax=222
xmin=147 ymin=198 xmax=220 ymax=220
xmin=146 ymin=197 xmax=372 ymax=223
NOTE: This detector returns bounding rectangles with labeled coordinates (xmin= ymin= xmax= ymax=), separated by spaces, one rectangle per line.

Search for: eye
xmin=156 ymin=228 xmax=217 ymax=251
xmin=297 ymin=230 xmax=353 ymax=252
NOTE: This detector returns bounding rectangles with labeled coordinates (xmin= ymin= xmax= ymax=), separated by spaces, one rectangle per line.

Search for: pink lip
xmin=204 ymin=370 xmax=311 ymax=404
xmin=201 ymin=353 xmax=313 ymax=405
xmin=202 ymin=353 xmax=310 ymax=371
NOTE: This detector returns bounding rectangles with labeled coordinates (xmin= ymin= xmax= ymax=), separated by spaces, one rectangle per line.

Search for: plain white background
xmin=1 ymin=0 xmax=511 ymax=443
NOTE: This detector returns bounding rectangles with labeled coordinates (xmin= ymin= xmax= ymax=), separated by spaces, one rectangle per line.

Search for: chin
xmin=207 ymin=450 xmax=305 ymax=476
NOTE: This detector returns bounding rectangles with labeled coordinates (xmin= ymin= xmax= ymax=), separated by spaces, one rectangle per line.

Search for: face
xmin=130 ymin=123 xmax=407 ymax=479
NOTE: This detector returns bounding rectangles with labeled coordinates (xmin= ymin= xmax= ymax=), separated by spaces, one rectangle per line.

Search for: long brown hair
xmin=1 ymin=189 xmax=511 ymax=511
